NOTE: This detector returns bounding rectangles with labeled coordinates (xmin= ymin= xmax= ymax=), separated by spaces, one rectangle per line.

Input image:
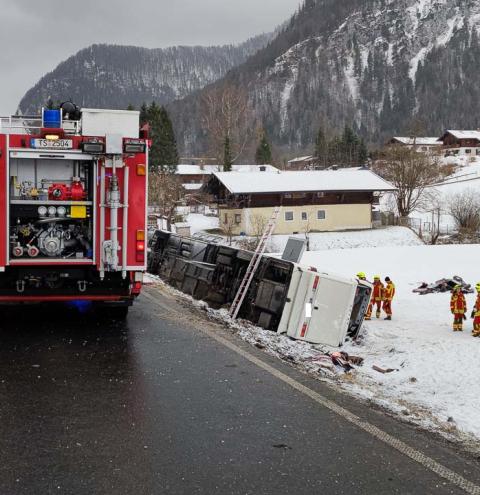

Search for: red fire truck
xmin=0 ymin=103 xmax=148 ymax=318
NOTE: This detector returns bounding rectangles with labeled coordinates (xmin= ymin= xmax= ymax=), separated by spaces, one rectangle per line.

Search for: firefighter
xmin=471 ymin=283 xmax=480 ymax=337
xmin=383 ymin=276 xmax=395 ymax=320
xmin=357 ymin=272 xmax=374 ymax=320
xmin=366 ymin=275 xmax=384 ymax=320
xmin=450 ymin=285 xmax=467 ymax=332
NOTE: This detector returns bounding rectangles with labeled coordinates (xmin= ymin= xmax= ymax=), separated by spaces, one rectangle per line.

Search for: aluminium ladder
xmin=229 ymin=207 xmax=281 ymax=320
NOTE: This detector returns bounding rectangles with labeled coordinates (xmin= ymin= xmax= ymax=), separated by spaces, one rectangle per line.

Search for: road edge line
xmin=142 ymin=289 xmax=480 ymax=495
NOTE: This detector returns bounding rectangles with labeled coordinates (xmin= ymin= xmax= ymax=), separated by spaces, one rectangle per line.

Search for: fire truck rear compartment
xmin=9 ymin=157 xmax=94 ymax=261
xmin=0 ymin=267 xmax=130 ymax=297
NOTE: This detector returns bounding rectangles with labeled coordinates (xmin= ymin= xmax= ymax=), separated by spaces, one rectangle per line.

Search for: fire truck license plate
xmin=32 ymin=139 xmax=73 ymax=149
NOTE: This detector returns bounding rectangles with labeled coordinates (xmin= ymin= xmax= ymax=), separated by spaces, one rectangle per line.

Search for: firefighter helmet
xmin=374 ymin=275 xmax=380 ymax=280
xmin=476 ymin=283 xmax=480 ymax=292
xmin=357 ymin=272 xmax=366 ymax=279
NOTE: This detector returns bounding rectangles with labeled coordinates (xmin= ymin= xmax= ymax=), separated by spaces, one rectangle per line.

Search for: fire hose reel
xmin=48 ymin=179 xmax=85 ymax=201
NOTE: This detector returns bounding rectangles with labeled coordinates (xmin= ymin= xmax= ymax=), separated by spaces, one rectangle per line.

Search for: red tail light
xmin=136 ymin=231 xmax=145 ymax=262
xmin=300 ymin=322 xmax=308 ymax=338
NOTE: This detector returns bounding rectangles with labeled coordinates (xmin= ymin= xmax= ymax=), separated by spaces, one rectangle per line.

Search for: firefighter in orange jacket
xmin=470 ymin=283 xmax=480 ymax=337
xmin=450 ymin=285 xmax=467 ymax=332
xmin=382 ymin=277 xmax=395 ymax=320
xmin=365 ymin=275 xmax=384 ymax=320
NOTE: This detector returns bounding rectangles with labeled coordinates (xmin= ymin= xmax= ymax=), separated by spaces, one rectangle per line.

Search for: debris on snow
xmin=413 ymin=276 xmax=473 ymax=295
xmin=372 ymin=365 xmax=398 ymax=374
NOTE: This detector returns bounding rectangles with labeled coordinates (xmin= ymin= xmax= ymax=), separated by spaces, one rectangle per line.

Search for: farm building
xmin=287 ymin=156 xmax=317 ymax=170
xmin=204 ymin=170 xmax=396 ymax=236
xmin=177 ymin=164 xmax=279 ymax=191
xmin=388 ymin=137 xmax=442 ymax=153
xmin=438 ymin=130 xmax=480 ymax=156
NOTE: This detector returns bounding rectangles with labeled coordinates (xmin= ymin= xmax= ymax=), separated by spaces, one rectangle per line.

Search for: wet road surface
xmin=0 ymin=286 xmax=479 ymax=494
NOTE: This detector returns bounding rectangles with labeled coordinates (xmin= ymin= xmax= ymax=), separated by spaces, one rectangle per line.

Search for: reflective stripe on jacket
xmin=450 ymin=292 xmax=466 ymax=314
xmin=384 ymin=282 xmax=395 ymax=301
xmin=373 ymin=281 xmax=384 ymax=302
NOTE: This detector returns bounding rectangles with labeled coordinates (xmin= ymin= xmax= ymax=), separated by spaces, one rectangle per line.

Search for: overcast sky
xmin=0 ymin=0 xmax=300 ymax=114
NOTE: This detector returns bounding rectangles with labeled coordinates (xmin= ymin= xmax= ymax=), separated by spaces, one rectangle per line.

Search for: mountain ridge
xmin=18 ymin=33 xmax=273 ymax=114
xmin=170 ymin=0 xmax=480 ymax=155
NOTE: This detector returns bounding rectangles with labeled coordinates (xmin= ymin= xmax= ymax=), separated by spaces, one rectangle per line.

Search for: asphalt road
xmin=0 ymin=285 xmax=479 ymax=495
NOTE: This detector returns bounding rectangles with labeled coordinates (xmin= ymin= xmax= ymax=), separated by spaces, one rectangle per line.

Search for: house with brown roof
xmin=204 ymin=169 xmax=396 ymax=236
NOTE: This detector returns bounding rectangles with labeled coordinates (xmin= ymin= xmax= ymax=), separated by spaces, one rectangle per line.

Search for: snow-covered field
xmin=186 ymin=213 xmax=219 ymax=234
xmin=268 ymin=226 xmax=422 ymax=252
xmin=301 ymin=244 xmax=480 ymax=445
xmin=185 ymin=211 xmax=421 ymax=252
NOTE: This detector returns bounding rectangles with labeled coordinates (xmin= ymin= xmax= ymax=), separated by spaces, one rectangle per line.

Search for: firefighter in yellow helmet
xmin=450 ymin=285 xmax=467 ymax=332
xmin=471 ymin=283 xmax=480 ymax=337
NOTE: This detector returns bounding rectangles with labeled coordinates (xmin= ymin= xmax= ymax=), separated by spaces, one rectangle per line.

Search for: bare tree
xmin=448 ymin=189 xmax=480 ymax=233
xmin=374 ymin=145 xmax=443 ymax=218
xmin=303 ymin=220 xmax=312 ymax=251
xmin=201 ymin=83 xmax=254 ymax=166
xmin=429 ymin=207 xmax=442 ymax=245
xmin=221 ymin=212 xmax=236 ymax=246
xmin=237 ymin=214 xmax=269 ymax=251
xmin=250 ymin=214 xmax=268 ymax=240
xmin=407 ymin=117 xmax=426 ymax=147
xmin=148 ymin=171 xmax=183 ymax=230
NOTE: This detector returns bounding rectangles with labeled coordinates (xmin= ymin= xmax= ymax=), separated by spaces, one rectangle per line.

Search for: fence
xmin=381 ymin=212 xmax=454 ymax=240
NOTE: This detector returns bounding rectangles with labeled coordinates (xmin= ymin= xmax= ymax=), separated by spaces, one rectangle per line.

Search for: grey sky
xmin=0 ymin=0 xmax=301 ymax=114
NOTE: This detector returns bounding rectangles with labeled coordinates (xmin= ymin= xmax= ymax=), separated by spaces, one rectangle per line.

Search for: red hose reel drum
xmin=48 ymin=183 xmax=70 ymax=201
xmin=48 ymin=179 xmax=86 ymax=201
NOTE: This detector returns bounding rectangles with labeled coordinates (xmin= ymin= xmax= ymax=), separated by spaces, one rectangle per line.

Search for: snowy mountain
xmin=171 ymin=0 xmax=480 ymax=153
xmin=18 ymin=34 xmax=273 ymax=114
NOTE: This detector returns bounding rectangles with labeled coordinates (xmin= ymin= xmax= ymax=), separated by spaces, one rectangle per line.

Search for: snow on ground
xmin=268 ymin=226 xmax=422 ymax=252
xmin=150 ymin=213 xmax=480 ymax=444
xmin=147 ymin=244 xmax=480 ymax=446
xmin=301 ymin=244 xmax=480 ymax=444
xmin=183 ymin=212 xmax=420 ymax=253
xmin=186 ymin=213 xmax=219 ymax=234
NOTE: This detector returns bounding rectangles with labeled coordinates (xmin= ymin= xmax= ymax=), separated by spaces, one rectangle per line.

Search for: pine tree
xmin=255 ymin=132 xmax=272 ymax=164
xmin=358 ymin=138 xmax=368 ymax=164
xmin=158 ymin=106 xmax=179 ymax=172
xmin=223 ymin=135 xmax=233 ymax=171
xmin=140 ymin=103 xmax=148 ymax=124
xmin=340 ymin=125 xmax=358 ymax=165
xmin=315 ymin=127 xmax=329 ymax=168
xmin=145 ymin=102 xmax=179 ymax=172
xmin=126 ymin=104 xmax=135 ymax=111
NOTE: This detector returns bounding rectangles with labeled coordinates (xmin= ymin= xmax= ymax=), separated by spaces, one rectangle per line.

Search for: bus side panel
xmin=0 ymin=135 xmax=6 ymax=268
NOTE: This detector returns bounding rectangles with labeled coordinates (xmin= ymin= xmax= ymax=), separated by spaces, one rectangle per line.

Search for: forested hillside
xmin=170 ymin=0 xmax=480 ymax=156
xmin=18 ymin=34 xmax=272 ymax=114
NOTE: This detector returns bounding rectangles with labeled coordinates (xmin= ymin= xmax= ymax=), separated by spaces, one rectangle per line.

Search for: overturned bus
xmin=148 ymin=230 xmax=372 ymax=347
